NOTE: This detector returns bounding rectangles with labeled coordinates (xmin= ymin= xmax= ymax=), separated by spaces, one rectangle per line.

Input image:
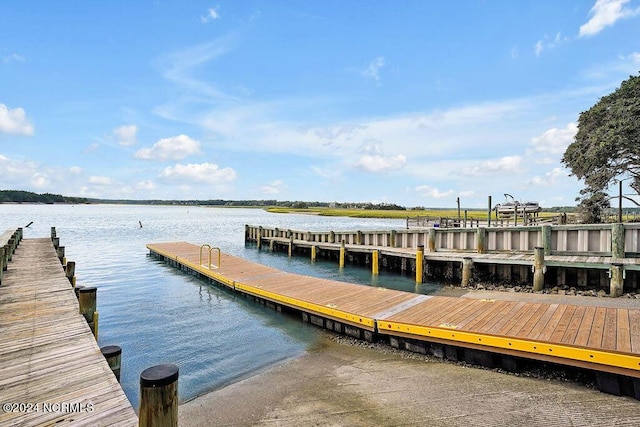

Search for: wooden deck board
xmin=147 ymin=241 xmax=640 ymax=378
xmin=0 ymin=238 xmax=137 ymax=427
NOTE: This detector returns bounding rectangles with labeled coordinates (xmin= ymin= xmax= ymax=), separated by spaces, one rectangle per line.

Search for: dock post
xmin=461 ymin=257 xmax=473 ymax=286
xmin=1 ymin=246 xmax=5 ymax=272
xmin=93 ymin=311 xmax=99 ymax=340
xmin=476 ymin=227 xmax=486 ymax=254
xmin=7 ymin=238 xmax=15 ymax=261
xmin=101 ymin=345 xmax=122 ymax=382
xmin=463 ymin=210 xmax=468 ymax=228
xmin=416 ymin=245 xmax=424 ymax=283
xmin=372 ymin=250 xmax=379 ymax=275
xmin=542 ymin=225 xmax=551 ymax=256
xmin=65 ymin=260 xmax=75 ymax=286
xmin=311 ymin=245 xmax=317 ymax=262
xmin=533 ymin=247 xmax=545 ymax=291
xmin=78 ymin=286 xmax=97 ymax=334
xmin=288 ymin=235 xmax=293 ymax=257
xmin=52 ymin=237 xmax=59 ymax=250
xmin=356 ymin=230 xmax=363 ymax=245
xmin=50 ymin=226 xmax=56 ymax=241
xmin=257 ymin=226 xmax=263 ymax=249
xmin=139 ymin=364 xmax=179 ymax=427
xmin=390 ymin=230 xmax=397 ymax=248
xmin=487 ymin=195 xmax=492 ymax=227
xmin=427 ymin=228 xmax=436 ymax=252
xmin=610 ymin=263 xmax=624 ymax=297
xmin=612 ymin=223 xmax=625 ymax=259
xmin=330 ymin=231 xmax=335 ymax=244
xmin=57 ymin=246 xmax=65 ymax=264
xmin=339 ymin=240 xmax=345 ymax=268
xmin=244 ymin=224 xmax=249 ymax=242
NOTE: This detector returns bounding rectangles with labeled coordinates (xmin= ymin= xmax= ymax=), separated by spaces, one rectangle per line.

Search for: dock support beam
xmin=533 ymin=246 xmax=545 ymax=292
xmin=461 ymin=257 xmax=473 ymax=286
xmin=610 ymin=263 xmax=624 ymax=297
xmin=427 ymin=228 xmax=436 ymax=252
xmin=476 ymin=228 xmax=486 ymax=254
xmin=372 ymin=250 xmax=379 ymax=275
xmin=101 ymin=345 xmax=122 ymax=382
xmin=339 ymin=240 xmax=345 ymax=268
xmin=139 ymin=364 xmax=179 ymax=427
xmin=416 ymin=245 xmax=424 ymax=283
xmin=612 ymin=223 xmax=625 ymax=259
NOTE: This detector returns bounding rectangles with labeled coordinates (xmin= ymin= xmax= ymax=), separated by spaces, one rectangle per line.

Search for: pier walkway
xmin=148 ymin=242 xmax=640 ymax=397
xmin=0 ymin=234 xmax=137 ymax=427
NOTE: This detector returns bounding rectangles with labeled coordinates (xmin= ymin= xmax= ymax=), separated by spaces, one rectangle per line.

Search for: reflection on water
xmin=0 ymin=204 xmax=440 ymax=409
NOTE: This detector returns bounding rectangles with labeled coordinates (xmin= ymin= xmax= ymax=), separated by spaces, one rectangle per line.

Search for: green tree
xmin=562 ymin=73 xmax=640 ymax=222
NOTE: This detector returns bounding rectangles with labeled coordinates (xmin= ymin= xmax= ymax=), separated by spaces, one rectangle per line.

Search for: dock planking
xmin=148 ymin=241 xmax=640 ymax=380
xmin=0 ymin=237 xmax=137 ymax=427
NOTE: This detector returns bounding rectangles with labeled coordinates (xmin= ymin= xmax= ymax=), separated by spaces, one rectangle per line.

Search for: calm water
xmin=0 ymin=204 xmax=439 ymax=409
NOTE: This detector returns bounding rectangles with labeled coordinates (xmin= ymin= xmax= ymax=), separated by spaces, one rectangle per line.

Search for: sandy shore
xmin=179 ymin=291 xmax=640 ymax=426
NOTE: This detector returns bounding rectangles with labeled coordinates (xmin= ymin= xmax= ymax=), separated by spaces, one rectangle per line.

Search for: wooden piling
xmin=50 ymin=226 xmax=56 ymax=241
xmin=57 ymin=245 xmax=65 ymax=264
xmin=52 ymin=237 xmax=59 ymax=250
xmin=476 ymin=228 xmax=486 ymax=254
xmin=356 ymin=230 xmax=363 ymax=245
xmin=610 ymin=263 xmax=624 ymax=297
xmin=257 ymin=226 xmax=263 ymax=249
xmin=487 ymin=195 xmax=492 ymax=227
xmin=311 ymin=245 xmax=317 ymax=262
xmin=612 ymin=223 xmax=625 ymax=259
xmin=390 ymin=230 xmax=397 ymax=248
xmin=78 ymin=286 xmax=97 ymax=334
xmin=533 ymin=247 xmax=545 ymax=292
xmin=339 ymin=240 xmax=345 ymax=268
xmin=139 ymin=364 xmax=179 ymax=427
xmin=461 ymin=257 xmax=473 ymax=286
xmin=288 ymin=235 xmax=293 ymax=257
xmin=372 ymin=250 xmax=379 ymax=275
xmin=330 ymin=231 xmax=336 ymax=244
xmin=427 ymin=228 xmax=436 ymax=252
xmin=542 ymin=225 xmax=551 ymax=256
xmin=101 ymin=345 xmax=122 ymax=382
xmin=416 ymin=245 xmax=424 ymax=283
xmin=65 ymin=260 xmax=75 ymax=286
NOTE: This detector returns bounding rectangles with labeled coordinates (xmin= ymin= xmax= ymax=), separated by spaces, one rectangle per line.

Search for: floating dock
xmin=148 ymin=241 xmax=640 ymax=398
xmin=0 ymin=232 xmax=137 ymax=427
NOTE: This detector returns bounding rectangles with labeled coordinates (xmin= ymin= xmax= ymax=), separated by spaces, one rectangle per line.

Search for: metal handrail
xmin=199 ymin=244 xmax=211 ymax=267
xmin=199 ymin=244 xmax=221 ymax=269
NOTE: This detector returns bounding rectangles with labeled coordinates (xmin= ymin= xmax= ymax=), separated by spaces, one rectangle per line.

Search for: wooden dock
xmin=148 ymin=241 xmax=640 ymax=397
xmin=0 ymin=235 xmax=137 ymax=427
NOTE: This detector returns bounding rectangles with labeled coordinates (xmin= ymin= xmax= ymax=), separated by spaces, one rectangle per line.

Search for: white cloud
xmin=113 ymin=124 xmax=138 ymax=146
xmin=201 ymin=7 xmax=220 ymax=23
xmin=69 ymin=166 xmax=83 ymax=174
xmin=89 ymin=176 xmax=112 ymax=185
xmin=311 ymin=166 xmax=341 ymax=179
xmin=579 ymin=0 xmax=640 ymax=37
xmin=159 ymin=162 xmax=236 ymax=185
xmin=534 ymin=32 xmax=569 ymax=56
xmin=530 ymin=122 xmax=577 ymax=156
xmin=135 ymin=134 xmax=200 ymax=161
xmin=2 ymin=53 xmax=25 ymax=63
xmin=415 ymin=185 xmax=454 ymax=199
xmin=136 ymin=180 xmax=156 ymax=190
xmin=354 ymin=154 xmax=407 ymax=172
xmin=259 ymin=180 xmax=285 ymax=195
xmin=463 ymin=156 xmax=523 ymax=177
xmin=0 ymin=103 xmax=34 ymax=135
xmin=527 ymin=167 xmax=567 ymax=186
xmin=361 ymin=56 xmax=385 ymax=81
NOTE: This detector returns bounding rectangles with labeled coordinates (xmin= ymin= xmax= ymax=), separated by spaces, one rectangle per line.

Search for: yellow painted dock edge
xmin=148 ymin=244 xmax=640 ymax=373
xmin=378 ymin=321 xmax=640 ymax=373
xmin=147 ymin=245 xmax=375 ymax=330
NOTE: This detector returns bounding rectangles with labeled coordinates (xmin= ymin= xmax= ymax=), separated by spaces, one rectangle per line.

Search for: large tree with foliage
xmin=562 ymin=73 xmax=640 ymax=221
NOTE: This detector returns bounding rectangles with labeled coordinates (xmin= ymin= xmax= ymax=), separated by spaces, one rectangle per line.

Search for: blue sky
xmin=1 ymin=1 xmax=639 ymax=208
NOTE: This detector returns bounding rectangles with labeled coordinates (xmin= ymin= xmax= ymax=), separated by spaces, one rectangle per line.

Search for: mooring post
xmin=372 ymin=250 xmax=379 ymax=275
xmin=533 ymin=246 xmax=545 ymax=292
xmin=427 ymin=228 xmax=436 ymax=252
xmin=356 ymin=230 xmax=363 ymax=245
xmin=244 ymin=224 xmax=249 ymax=242
xmin=269 ymin=240 xmax=275 ymax=252
xmin=416 ymin=245 xmax=424 ymax=283
xmin=461 ymin=257 xmax=473 ymax=286
xmin=139 ymin=364 xmax=179 ymax=427
xmin=542 ymin=225 xmax=551 ymax=256
xmin=57 ymin=246 xmax=65 ymax=264
xmin=330 ymin=230 xmax=336 ymax=244
xmin=50 ymin=226 xmax=56 ymax=241
xmin=390 ymin=230 xmax=397 ymax=248
xmin=101 ymin=345 xmax=122 ymax=382
xmin=311 ymin=245 xmax=317 ymax=262
xmin=463 ymin=210 xmax=468 ymax=228
xmin=476 ymin=227 xmax=486 ymax=254
xmin=612 ymin=223 xmax=625 ymax=259
xmin=288 ymin=235 xmax=293 ymax=257
xmin=65 ymin=260 xmax=76 ymax=286
xmin=610 ymin=263 xmax=624 ymax=297
xmin=257 ymin=226 xmax=263 ymax=249
xmin=17 ymin=227 xmax=23 ymax=243
xmin=1 ymin=246 xmax=5 ymax=272
xmin=487 ymin=195 xmax=492 ymax=227
xmin=7 ymin=238 xmax=15 ymax=261
xmin=78 ymin=286 xmax=97 ymax=335
xmin=339 ymin=240 xmax=345 ymax=268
